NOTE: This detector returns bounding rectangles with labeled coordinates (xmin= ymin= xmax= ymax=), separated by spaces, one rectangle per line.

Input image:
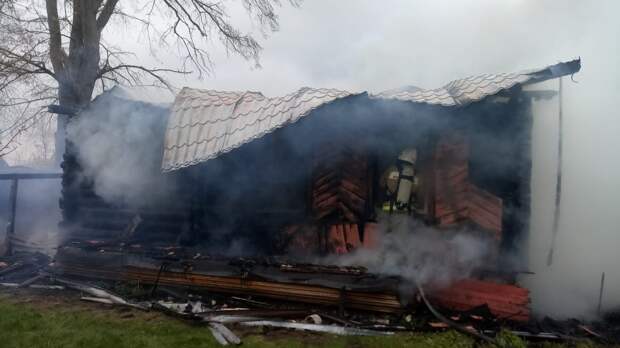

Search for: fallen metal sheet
xmin=483 ymin=330 xmax=565 ymax=341
xmin=240 ymin=320 xmax=393 ymax=336
xmin=204 ymin=315 xmax=263 ymax=324
xmin=208 ymin=325 xmax=231 ymax=346
xmin=156 ymin=300 xmax=208 ymax=314
xmin=205 ymin=309 xmax=310 ymax=319
xmin=208 ymin=323 xmax=241 ymax=345
xmin=81 ymin=296 xmax=115 ymax=305
xmin=201 ymin=310 xmax=315 ymax=324
xmin=0 ymin=282 xmax=64 ymax=290
xmin=55 ymin=277 xmax=149 ymax=311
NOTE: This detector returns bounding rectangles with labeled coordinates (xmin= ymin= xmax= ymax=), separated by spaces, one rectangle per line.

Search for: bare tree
xmin=0 ymin=0 xmax=297 ymax=162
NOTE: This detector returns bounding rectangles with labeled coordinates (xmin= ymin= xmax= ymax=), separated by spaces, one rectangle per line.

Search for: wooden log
xmin=344 ymin=224 xmax=361 ymax=250
xmin=313 ymin=172 xmax=337 ymax=188
xmin=315 ymin=196 xmax=339 ymax=210
xmin=339 ymin=190 xmax=366 ymax=211
xmin=315 ymin=208 xmax=338 ymax=220
xmin=340 ymin=179 xmax=366 ymax=199
xmin=362 ymin=223 xmax=380 ymax=249
xmin=338 ymin=202 xmax=358 ymax=222
xmin=328 ymin=225 xmax=347 ymax=254
xmin=313 ymin=191 xmax=339 ymax=206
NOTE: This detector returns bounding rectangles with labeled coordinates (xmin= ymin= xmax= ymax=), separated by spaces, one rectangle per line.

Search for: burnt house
xmin=56 ymin=59 xmax=581 ymax=321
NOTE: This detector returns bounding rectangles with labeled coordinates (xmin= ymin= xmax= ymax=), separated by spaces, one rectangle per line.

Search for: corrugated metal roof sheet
xmin=373 ymin=59 xmax=581 ymax=106
xmin=162 ymin=59 xmax=580 ymax=172
xmin=162 ymin=87 xmax=356 ymax=171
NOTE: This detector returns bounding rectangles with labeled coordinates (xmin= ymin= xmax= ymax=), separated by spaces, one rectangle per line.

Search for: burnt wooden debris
xmin=311 ymin=143 xmax=371 ymax=224
xmin=1 ymin=249 xmax=617 ymax=345
xmin=433 ymin=132 xmax=502 ymax=238
xmin=50 ymin=242 xmax=532 ymax=321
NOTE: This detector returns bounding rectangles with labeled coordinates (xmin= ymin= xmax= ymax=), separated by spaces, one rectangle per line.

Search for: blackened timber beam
xmin=54 ymin=263 xmax=404 ymax=313
xmin=0 ymin=173 xmax=62 ymax=180
xmin=48 ymin=104 xmax=78 ymax=116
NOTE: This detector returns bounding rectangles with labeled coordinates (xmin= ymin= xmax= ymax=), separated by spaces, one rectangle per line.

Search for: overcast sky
xmin=134 ymin=0 xmax=605 ymax=95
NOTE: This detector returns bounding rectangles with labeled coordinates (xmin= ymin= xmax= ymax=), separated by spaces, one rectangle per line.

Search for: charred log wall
xmin=188 ymin=133 xmax=311 ymax=255
xmin=464 ymin=93 xmax=533 ymax=267
xmin=60 ymin=155 xmax=195 ymax=245
xmin=59 ymin=99 xmax=197 ymax=246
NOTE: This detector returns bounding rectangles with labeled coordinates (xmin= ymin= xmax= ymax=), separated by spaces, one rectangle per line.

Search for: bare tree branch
xmin=0 ymin=0 xmax=300 ymax=162
xmin=96 ymin=0 xmax=119 ymax=32
xmin=98 ymin=63 xmax=189 ymax=90
xmin=45 ymin=0 xmax=66 ymax=74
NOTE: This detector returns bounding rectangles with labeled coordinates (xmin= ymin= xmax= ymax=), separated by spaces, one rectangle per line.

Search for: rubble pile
xmin=1 ymin=250 xmax=615 ymax=346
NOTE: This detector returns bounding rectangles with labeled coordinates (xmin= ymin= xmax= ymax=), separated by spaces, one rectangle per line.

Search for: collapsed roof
xmin=162 ymin=59 xmax=580 ymax=172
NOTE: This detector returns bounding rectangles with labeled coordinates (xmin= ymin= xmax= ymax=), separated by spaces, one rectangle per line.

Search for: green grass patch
xmin=0 ymin=296 xmax=610 ymax=348
xmin=0 ymin=298 xmax=218 ymax=348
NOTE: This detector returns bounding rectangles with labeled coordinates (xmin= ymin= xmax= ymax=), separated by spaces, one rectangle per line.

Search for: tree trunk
xmin=53 ymin=79 xmax=95 ymax=165
xmin=54 ymin=116 xmax=67 ymax=165
xmin=51 ymin=0 xmax=101 ymax=165
xmin=53 ymin=41 xmax=100 ymax=165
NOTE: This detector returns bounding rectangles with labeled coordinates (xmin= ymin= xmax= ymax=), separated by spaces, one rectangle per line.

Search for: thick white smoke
xmin=321 ymin=215 xmax=495 ymax=288
xmin=66 ymin=88 xmax=175 ymax=207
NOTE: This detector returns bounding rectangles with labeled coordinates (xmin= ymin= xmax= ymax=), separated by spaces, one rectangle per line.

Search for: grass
xmin=0 ymin=295 xmax=611 ymax=348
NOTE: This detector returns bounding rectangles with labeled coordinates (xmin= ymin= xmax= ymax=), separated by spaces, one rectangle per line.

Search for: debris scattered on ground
xmin=0 ymin=251 xmax=616 ymax=346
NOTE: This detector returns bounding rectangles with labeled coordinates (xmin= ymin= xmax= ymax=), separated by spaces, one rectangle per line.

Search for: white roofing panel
xmin=162 ymin=59 xmax=580 ymax=172
xmin=373 ymin=59 xmax=580 ymax=106
xmin=162 ymin=87 xmax=356 ymax=171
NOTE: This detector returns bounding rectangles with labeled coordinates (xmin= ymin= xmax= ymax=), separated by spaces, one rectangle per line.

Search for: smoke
xmin=66 ymin=89 xmax=174 ymax=207
xmin=320 ymin=215 xmax=495 ymax=288
xmin=521 ymin=76 xmax=620 ymax=320
xmin=0 ymin=169 xmax=61 ymax=255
